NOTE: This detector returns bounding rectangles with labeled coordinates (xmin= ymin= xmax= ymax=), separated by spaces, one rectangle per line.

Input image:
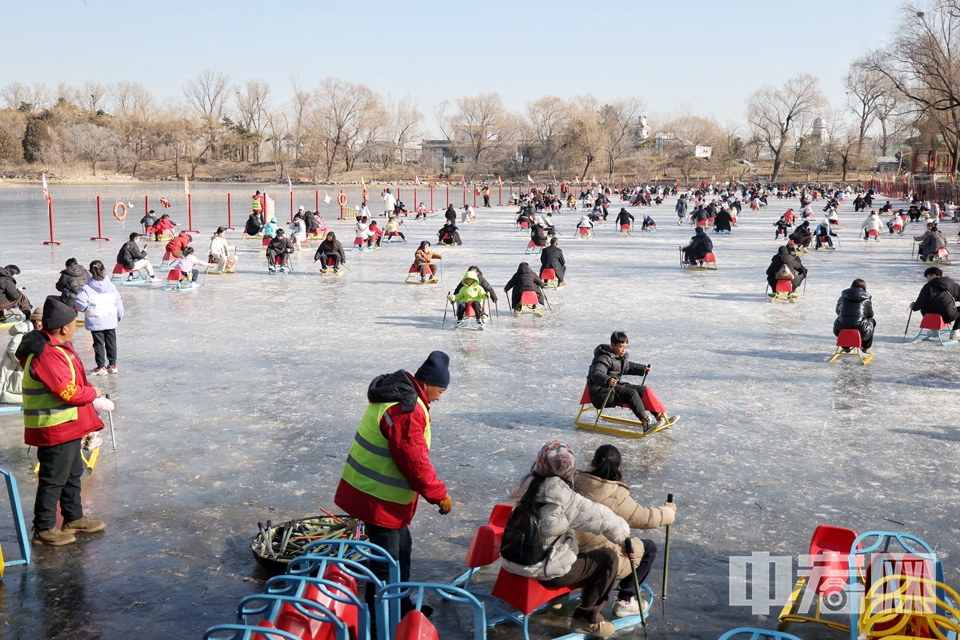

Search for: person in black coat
xmin=834 ymin=279 xmax=876 ymax=350
xmin=540 ymin=238 xmax=566 ymax=286
xmin=681 ymin=227 xmax=713 ymax=264
xmin=587 ymin=331 xmax=663 ymax=432
xmin=266 ymin=229 xmax=295 ymax=270
xmin=765 ymin=245 xmax=808 ymax=292
xmin=910 ymin=267 xmax=960 ymax=338
xmin=140 ymin=210 xmax=158 ymax=234
xmin=116 ymin=232 xmax=158 ymax=279
xmin=437 ymin=220 xmax=462 ymax=245
xmin=0 ymin=265 xmax=30 ymax=316
xmin=713 ymin=208 xmax=733 ymax=233
xmin=503 ymin=262 xmax=544 ymax=311
xmin=789 ymin=221 xmax=813 ymax=249
xmin=245 ymin=212 xmax=264 ymax=236
xmin=530 ymin=223 xmax=548 ymax=247
xmin=444 ymin=204 xmax=457 ymax=224
xmin=55 ymin=258 xmax=91 ymax=309
xmin=615 ymin=208 xmax=635 ymax=229
xmin=453 ymin=265 xmax=499 ymax=307
xmin=314 ymin=232 xmax=347 ymax=271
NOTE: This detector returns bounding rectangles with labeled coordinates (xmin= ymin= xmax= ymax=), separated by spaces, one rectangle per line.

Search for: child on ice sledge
xmin=448 ymin=269 xmax=489 ymax=328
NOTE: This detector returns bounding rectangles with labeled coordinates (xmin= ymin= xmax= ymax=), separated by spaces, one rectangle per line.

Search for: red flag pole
xmin=430 ymin=187 xmax=434 ymax=211
xmin=226 ymin=193 xmax=235 ymax=230
xmin=315 ymin=190 xmax=319 ymax=212
xmin=289 ymin=190 xmax=294 ymax=223
xmin=91 ymin=195 xmax=110 ymax=241
xmin=145 ymin=194 xmax=149 ymax=216
xmin=43 ymin=197 xmax=61 ymax=246
xmin=187 ymin=193 xmax=199 ymax=233
xmin=498 ymin=184 xmax=502 ymax=206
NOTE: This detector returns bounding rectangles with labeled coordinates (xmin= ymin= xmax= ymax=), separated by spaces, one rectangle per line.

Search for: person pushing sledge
xmin=587 ymin=331 xmax=677 ymax=433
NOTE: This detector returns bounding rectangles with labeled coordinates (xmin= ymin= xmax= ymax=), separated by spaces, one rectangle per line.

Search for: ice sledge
xmin=619 ymin=223 xmax=632 ymax=235
xmin=829 ymin=329 xmax=872 ymax=365
xmin=682 ymin=251 xmax=718 ymax=271
xmin=405 ymin=263 xmax=439 ymax=285
xmin=110 ymin=263 xmax=148 ymax=285
xmin=912 ymin=313 xmax=957 ymax=346
xmin=769 ymin=280 xmax=797 ymax=303
xmin=524 ymin=241 xmax=542 ymax=255
xmin=919 ymin=247 xmax=952 ymax=266
xmin=455 ymin=300 xmax=488 ymax=331
xmin=514 ymin=290 xmax=542 ymax=317
xmin=574 ymin=384 xmax=676 ymax=439
xmin=540 ymin=268 xmax=559 ymax=288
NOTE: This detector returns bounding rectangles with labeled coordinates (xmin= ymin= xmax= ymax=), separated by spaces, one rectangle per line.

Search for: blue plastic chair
xmin=265 ymin=575 xmax=370 ymax=640
xmin=235 ymin=593 xmax=347 ymax=640
xmin=376 ymin=582 xmax=486 ymax=640
xmin=717 ymin=628 xmax=804 ymax=640
xmin=203 ymin=623 xmax=303 ymax=640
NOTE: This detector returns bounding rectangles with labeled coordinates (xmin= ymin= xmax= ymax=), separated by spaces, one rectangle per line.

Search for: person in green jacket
xmin=448 ymin=269 xmax=488 ymax=328
xmin=262 ymin=217 xmax=279 ymax=239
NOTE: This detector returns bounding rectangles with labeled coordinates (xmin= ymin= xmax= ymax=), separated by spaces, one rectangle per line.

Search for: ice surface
xmin=0 ymin=189 xmax=958 ymax=639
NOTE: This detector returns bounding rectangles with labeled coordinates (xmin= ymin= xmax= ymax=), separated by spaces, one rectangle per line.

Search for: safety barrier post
xmin=463 ymin=183 xmax=466 ymax=207
xmin=289 ymin=191 xmax=294 ymax=223
xmin=397 ymin=187 xmax=401 ymax=203
xmin=446 ymin=186 xmax=450 ymax=208
xmin=338 ymin=190 xmax=346 ymax=220
xmin=498 ymin=184 xmax=502 ymax=206
xmin=187 ymin=194 xmax=199 ymax=233
xmin=145 ymin=195 xmax=149 ymax=216
xmin=91 ymin=195 xmax=110 ymax=241
xmin=413 ymin=187 xmax=417 ymax=212
xmin=315 ymin=190 xmax=319 ymax=212
xmin=473 ymin=187 xmax=477 ymax=207
xmin=42 ymin=197 xmax=61 ymax=246
xmin=430 ymin=187 xmax=434 ymax=211
xmin=226 ymin=193 xmax=235 ymax=230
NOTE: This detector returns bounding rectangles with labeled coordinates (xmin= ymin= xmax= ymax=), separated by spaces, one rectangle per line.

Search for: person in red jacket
xmin=334 ymin=351 xmax=454 ymax=620
xmin=165 ymin=231 xmax=192 ymax=259
xmin=17 ymin=298 xmax=109 ymax=546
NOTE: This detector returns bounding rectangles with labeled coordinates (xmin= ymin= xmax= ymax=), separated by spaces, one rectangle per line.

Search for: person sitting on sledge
xmin=641 ymin=214 xmax=656 ymax=231
xmin=765 ymin=245 xmax=808 ymax=295
xmin=447 ymin=269 xmax=489 ymax=328
xmin=789 ymin=220 xmax=813 ymax=250
xmin=208 ymin=227 xmax=238 ymax=273
xmin=368 ymin=220 xmax=384 ymax=248
xmin=266 ymin=228 xmax=295 ymax=272
xmin=577 ymin=214 xmax=594 ymax=235
xmin=140 ymin=209 xmax=158 ymax=237
xmin=453 ymin=265 xmax=498 ymax=319
xmin=574 ymin=444 xmax=678 ymax=618
xmin=910 ymin=267 xmax=960 ymax=340
xmin=834 ymin=278 xmax=876 ymax=353
xmin=615 ymin=208 xmax=635 ymax=230
xmin=244 ymin=211 xmax=264 ymax=237
xmin=502 ymin=441 xmax=632 ymax=639
xmin=886 ymin=210 xmax=905 ymax=234
xmin=165 ymin=231 xmax=192 ymax=260
xmin=516 ymin=207 xmax=535 ymax=228
xmin=314 ymin=232 xmax=346 ymax=273
xmin=713 ymin=207 xmax=732 ymax=233
xmin=116 ymin=233 xmax=160 ymax=282
xmin=384 ymin=216 xmax=405 ymax=242
xmin=530 ymin=223 xmax=549 ymax=248
xmin=415 ymin=202 xmax=428 ymax=219
xmin=153 ymin=213 xmax=176 ymax=240
xmin=289 ymin=212 xmax=308 ymax=247
xmin=394 ymin=199 xmax=407 ymax=216
xmin=437 ymin=219 xmax=462 ymax=246
xmin=503 ymin=262 xmax=545 ymax=314
xmin=681 ymin=227 xmax=713 ymax=265
xmin=782 ymin=208 xmax=797 ymax=226
xmin=915 ymin=222 xmax=947 ymax=261
xmin=814 ymin=219 xmax=836 ymax=250
xmin=262 ymin=216 xmax=280 ymax=240
xmin=355 ymin=216 xmax=372 ymax=249
xmin=861 ymin=210 xmax=883 ymax=239
xmin=173 ymin=246 xmax=215 ymax=285
xmin=773 ymin=215 xmax=790 ymax=239
xmin=461 ymin=204 xmax=477 ymax=223
xmin=587 ymin=331 xmax=670 ymax=433
xmin=413 ymin=241 xmax=442 ymax=283
xmin=540 ymin=238 xmax=566 ymax=288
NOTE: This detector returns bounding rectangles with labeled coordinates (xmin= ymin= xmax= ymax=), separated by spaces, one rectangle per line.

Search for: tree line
xmin=0 ymin=1 xmax=953 ymax=185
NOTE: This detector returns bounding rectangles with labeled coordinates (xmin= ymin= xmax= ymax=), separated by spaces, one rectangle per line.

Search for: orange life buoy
xmin=160 ymin=198 xmax=171 ymax=208
xmin=337 ymin=193 xmax=347 ymax=206
xmin=113 ymin=201 xmax=128 ymax=221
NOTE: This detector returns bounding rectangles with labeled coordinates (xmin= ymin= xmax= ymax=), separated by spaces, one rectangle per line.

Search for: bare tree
xmin=844 ymin=62 xmax=885 ymax=154
xmin=307 ymin=77 xmax=381 ymax=180
xmin=746 ymin=73 xmax=825 ymax=182
xmin=382 ymin=93 xmax=422 ymax=168
xmin=1 ymin=82 xmax=50 ymax=112
xmin=235 ymin=78 xmax=271 ymax=162
xmin=527 ymin=97 xmax=569 ymax=170
xmin=598 ymin=97 xmax=645 ymax=178
xmin=452 ymin=92 xmax=509 ymax=176
xmin=265 ymin=111 xmax=291 ymax=176
xmin=66 ymin=123 xmax=117 ymax=174
xmin=183 ymin=70 xmax=230 ymax=161
xmin=289 ymin=76 xmax=310 ymax=162
xmin=564 ymin=96 xmax=605 ymax=181
xmin=82 ymin=80 xmax=107 ymax=114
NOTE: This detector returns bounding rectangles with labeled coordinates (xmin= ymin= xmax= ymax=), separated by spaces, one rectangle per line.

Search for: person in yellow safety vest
xmin=252 ymin=190 xmax=263 ymax=214
xmin=334 ymin=350 xmax=453 ymax=621
xmin=16 ymin=298 xmax=112 ymax=546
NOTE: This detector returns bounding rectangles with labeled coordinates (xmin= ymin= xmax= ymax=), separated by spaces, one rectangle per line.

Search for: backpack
xmin=499 ymin=503 xmax=561 ymax=566
xmin=776 ymin=264 xmax=794 ymax=280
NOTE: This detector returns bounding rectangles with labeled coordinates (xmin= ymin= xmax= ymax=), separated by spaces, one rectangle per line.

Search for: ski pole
xmin=625 ymin=538 xmax=648 ymax=639
xmin=902 ymin=308 xmax=914 ymax=342
xmin=803 ymin=275 xmax=807 ymax=295
xmin=442 ymin=293 xmax=450 ymax=327
xmin=495 ymin=300 xmax=499 ymax=319
xmin=595 ymin=384 xmax=616 ymax=427
xmin=105 ymin=393 xmax=117 ymax=451
xmin=540 ymin=288 xmax=552 ymax=311
xmin=661 ymin=492 xmax=673 ymax=615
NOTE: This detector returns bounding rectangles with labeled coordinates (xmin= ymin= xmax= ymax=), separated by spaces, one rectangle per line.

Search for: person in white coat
xmin=354 ymin=217 xmax=372 ymax=250
xmin=382 ymin=189 xmax=397 ymax=216
xmin=501 ymin=441 xmax=631 ymax=638
xmin=0 ymin=308 xmax=41 ymax=404
xmin=208 ymin=227 xmax=238 ymax=273
xmin=861 ymin=210 xmax=883 ymax=240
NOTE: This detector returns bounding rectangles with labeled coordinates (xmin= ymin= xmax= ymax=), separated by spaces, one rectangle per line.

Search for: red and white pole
xmin=187 ymin=193 xmax=199 ymax=233
xmin=91 ymin=195 xmax=110 ymax=241
xmin=43 ymin=197 xmax=61 ymax=246
xmin=289 ymin=190 xmax=294 ymax=223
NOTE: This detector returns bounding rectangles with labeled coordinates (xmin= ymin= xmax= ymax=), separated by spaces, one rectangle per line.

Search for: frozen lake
xmin=0 ymin=190 xmax=958 ymax=639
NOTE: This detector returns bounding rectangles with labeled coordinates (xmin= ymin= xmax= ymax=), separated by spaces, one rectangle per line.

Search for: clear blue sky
xmin=3 ymin=0 xmax=903 ymax=131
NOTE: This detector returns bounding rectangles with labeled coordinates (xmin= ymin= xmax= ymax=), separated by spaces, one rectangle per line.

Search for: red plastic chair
xmin=913 ymin=313 xmax=957 ymax=345
xmin=516 ymin=290 xmax=541 ymax=316
xmin=540 ymin=268 xmax=557 ymax=286
xmin=160 ymin=250 xmax=175 ymax=266
xmin=519 ymin=221 xmax=529 ymax=229
xmin=578 ymin=227 xmax=591 ymax=237
xmin=830 ymin=329 xmax=871 ymax=364
xmin=771 ymin=279 xmax=794 ymax=301
xmin=394 ymin=611 xmax=439 ymax=640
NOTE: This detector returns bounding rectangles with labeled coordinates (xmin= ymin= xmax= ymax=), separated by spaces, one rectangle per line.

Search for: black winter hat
xmin=415 ymin=351 xmax=450 ymax=388
xmin=42 ymin=297 xmax=76 ymax=331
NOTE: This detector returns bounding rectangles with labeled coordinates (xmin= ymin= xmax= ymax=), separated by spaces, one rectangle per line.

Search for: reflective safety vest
xmin=22 ymin=345 xmax=79 ymax=429
xmin=252 ymin=196 xmax=263 ymax=212
xmin=340 ymin=399 xmax=431 ymax=505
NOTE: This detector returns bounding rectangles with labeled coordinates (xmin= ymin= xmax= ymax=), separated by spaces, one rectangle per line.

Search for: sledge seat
xmin=574 ymin=384 xmax=668 ymax=438
xmin=524 ymin=241 xmax=541 ymax=255
xmin=683 ymin=252 xmax=718 ymax=271
xmin=405 ymin=263 xmax=435 ymax=284
xmin=111 ymin=263 xmax=146 ymax=283
xmin=233 ymin=593 xmax=347 ymax=640
xmin=577 ymin=227 xmax=592 ymax=239
xmin=778 ymin=525 xmax=859 ymax=632
xmin=518 ymin=221 xmax=529 ymax=230
xmin=867 ymin=228 xmax=880 ymax=242
xmin=163 ymin=269 xmax=188 ymax=291
xmin=619 ymin=223 xmax=631 ymax=235
xmin=394 ymin=611 xmax=439 ymax=640
xmin=829 ymin=329 xmax=871 ymax=364
xmin=771 ymin=279 xmax=796 ymax=302
xmin=921 ymin=247 xmax=952 ymax=265
xmin=540 ymin=268 xmax=558 ymax=287
xmin=353 ymin=237 xmax=365 ymax=249
xmin=697 ymin=219 xmax=707 ymax=228
xmin=452 ymin=503 xmax=513 ymax=589
xmin=160 ymin=250 xmax=175 ymax=266
xmin=893 ymin=223 xmax=903 ymax=233
xmin=913 ymin=313 xmax=958 ymax=346
xmin=515 ymin=290 xmax=542 ymax=317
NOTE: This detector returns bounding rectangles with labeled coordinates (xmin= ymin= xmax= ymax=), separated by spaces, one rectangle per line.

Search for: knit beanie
xmin=42 ymin=297 xmax=76 ymax=331
xmin=414 ymin=351 xmax=450 ymax=388
xmin=534 ymin=441 xmax=577 ymax=482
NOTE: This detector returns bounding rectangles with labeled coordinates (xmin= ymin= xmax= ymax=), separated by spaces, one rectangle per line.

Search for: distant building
xmin=812 ymin=117 xmax=827 ymax=141
xmin=875 ymin=155 xmax=900 ymax=173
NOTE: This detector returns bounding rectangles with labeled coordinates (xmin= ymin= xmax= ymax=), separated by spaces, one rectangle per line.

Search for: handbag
xmin=775 ymin=264 xmax=794 ymax=280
